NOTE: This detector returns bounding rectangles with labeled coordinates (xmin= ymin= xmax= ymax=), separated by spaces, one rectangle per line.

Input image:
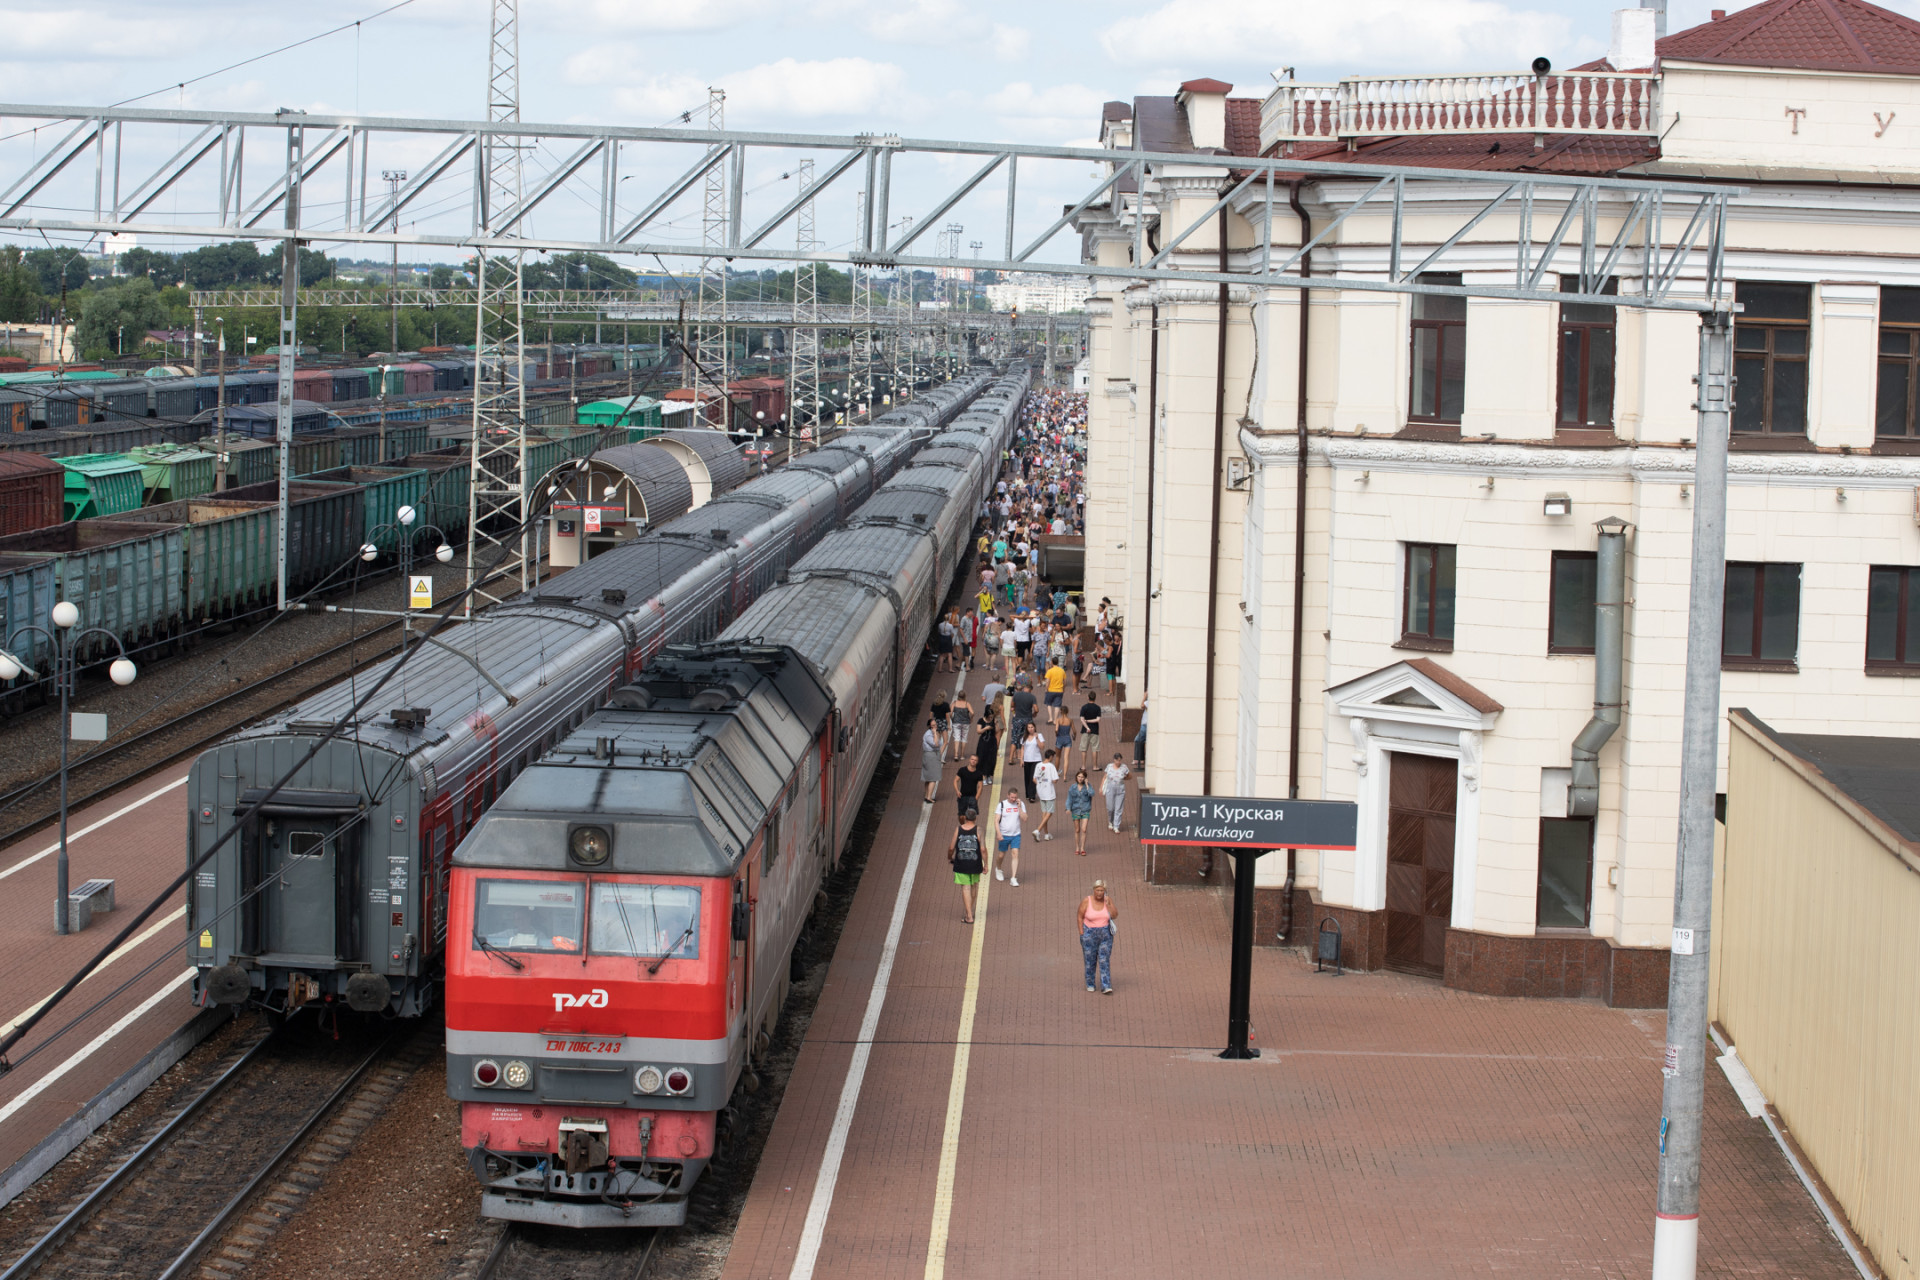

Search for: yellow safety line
xmin=924 ymin=692 xmax=1008 ymax=1280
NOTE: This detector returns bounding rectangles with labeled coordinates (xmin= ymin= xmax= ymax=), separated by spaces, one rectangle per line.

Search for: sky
xmin=4 ymin=0 xmax=1915 ymax=267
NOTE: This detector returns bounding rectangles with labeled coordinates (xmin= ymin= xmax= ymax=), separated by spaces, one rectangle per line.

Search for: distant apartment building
xmin=1075 ymin=0 xmax=1920 ymax=1002
xmin=984 ymin=273 xmax=1090 ymax=315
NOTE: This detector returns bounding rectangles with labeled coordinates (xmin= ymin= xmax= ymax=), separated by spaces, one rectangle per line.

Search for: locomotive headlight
xmin=569 ymin=825 xmax=611 ymax=867
xmin=665 ymin=1068 xmax=692 ymax=1095
xmin=635 ymin=1064 xmax=664 ymax=1094
xmin=502 ymin=1060 xmax=532 ymax=1089
xmin=474 ymin=1059 xmax=501 ymax=1087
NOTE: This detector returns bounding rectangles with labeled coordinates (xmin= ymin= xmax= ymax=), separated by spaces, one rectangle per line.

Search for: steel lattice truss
xmin=467 ymin=0 xmax=531 ymax=606
xmin=181 ymin=288 xmax=1087 ymax=331
xmin=0 ymin=104 xmax=1740 ymax=311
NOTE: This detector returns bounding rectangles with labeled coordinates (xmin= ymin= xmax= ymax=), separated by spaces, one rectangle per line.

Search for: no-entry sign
xmin=1139 ymin=795 xmax=1357 ymax=850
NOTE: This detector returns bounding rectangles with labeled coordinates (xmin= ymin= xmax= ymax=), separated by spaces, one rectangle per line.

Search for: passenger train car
xmin=184 ymin=373 xmax=993 ymax=1018
xmin=439 ymin=366 xmax=1028 ymax=1228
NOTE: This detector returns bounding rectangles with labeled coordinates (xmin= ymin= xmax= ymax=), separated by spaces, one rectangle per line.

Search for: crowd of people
xmin=929 ymin=388 xmax=1129 ymax=994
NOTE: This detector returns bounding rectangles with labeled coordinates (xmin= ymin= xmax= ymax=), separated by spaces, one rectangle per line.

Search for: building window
xmin=1557 ymin=276 xmax=1616 ymax=429
xmin=1732 ymin=282 xmax=1810 ymax=436
xmin=1537 ymin=817 xmax=1593 ymax=929
xmin=1876 ymin=287 xmax=1920 ymax=437
xmin=1400 ymin=543 xmax=1456 ymax=648
xmin=1866 ymin=566 xmax=1920 ymax=668
xmin=1723 ymin=562 xmax=1800 ymax=668
xmin=1409 ymin=273 xmax=1465 ymax=424
xmin=1549 ymin=551 xmax=1598 ymax=653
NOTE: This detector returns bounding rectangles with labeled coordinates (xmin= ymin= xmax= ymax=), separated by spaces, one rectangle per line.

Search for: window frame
xmin=1547 ymin=550 xmax=1599 ymax=655
xmin=1556 ymin=276 xmax=1617 ymax=430
xmin=1536 ymin=816 xmax=1595 ymax=931
xmin=1732 ymin=282 xmax=1811 ymax=437
xmin=1876 ymin=286 xmax=1920 ymax=438
xmin=1721 ymin=560 xmax=1802 ymax=671
xmin=1408 ymin=273 xmax=1466 ymax=426
xmin=1865 ymin=564 xmax=1920 ymax=671
xmin=1398 ymin=541 xmax=1457 ymax=651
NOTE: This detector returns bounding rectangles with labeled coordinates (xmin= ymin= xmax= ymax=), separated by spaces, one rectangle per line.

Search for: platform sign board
xmin=1139 ymin=795 xmax=1357 ymax=850
xmin=409 ymin=575 xmax=433 ymax=610
xmin=70 ymin=712 xmax=107 ymax=741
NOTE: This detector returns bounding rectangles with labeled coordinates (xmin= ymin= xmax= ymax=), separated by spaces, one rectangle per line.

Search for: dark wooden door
xmin=1386 ymin=752 xmax=1456 ymax=976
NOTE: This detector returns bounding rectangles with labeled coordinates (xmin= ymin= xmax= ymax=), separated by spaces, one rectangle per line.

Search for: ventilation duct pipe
xmin=1569 ymin=515 xmax=1629 ymax=816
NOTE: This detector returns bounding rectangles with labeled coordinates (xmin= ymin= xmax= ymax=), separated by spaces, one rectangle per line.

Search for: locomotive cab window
xmin=472 ymin=879 xmax=582 ymax=953
xmin=590 ymin=883 xmax=702 ymax=959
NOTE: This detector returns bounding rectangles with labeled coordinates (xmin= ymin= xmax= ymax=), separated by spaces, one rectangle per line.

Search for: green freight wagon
xmin=103 ymin=498 xmax=277 ymax=619
xmin=220 ymin=479 xmax=367 ymax=594
xmin=307 ymin=466 xmax=430 ymax=555
xmin=289 ymin=435 xmax=344 ymax=478
xmin=205 ymin=437 xmax=277 ymax=489
xmin=577 ymin=395 xmax=664 ymax=437
xmin=0 ymin=554 xmax=55 ymax=688
xmin=0 ymin=520 xmax=187 ymax=661
xmin=327 ymin=428 xmax=383 ymax=468
xmin=395 ymin=450 xmax=471 ymax=541
xmin=60 ymin=453 xmax=146 ymax=520
xmin=378 ymin=422 xmax=429 ymax=462
xmin=129 ymin=444 xmax=218 ymax=503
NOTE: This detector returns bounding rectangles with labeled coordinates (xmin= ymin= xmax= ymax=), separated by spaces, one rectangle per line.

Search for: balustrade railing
xmin=1261 ymin=72 xmax=1660 ymax=151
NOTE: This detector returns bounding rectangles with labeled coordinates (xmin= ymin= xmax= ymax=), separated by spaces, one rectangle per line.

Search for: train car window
xmin=471 ymin=879 xmax=583 ymax=953
xmin=590 ymin=883 xmax=702 ymax=959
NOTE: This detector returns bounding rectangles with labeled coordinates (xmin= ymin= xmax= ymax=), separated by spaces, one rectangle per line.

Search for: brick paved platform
xmin=721 ymin=661 xmax=1857 ymax=1279
xmin=0 ymin=767 xmax=202 ymax=1201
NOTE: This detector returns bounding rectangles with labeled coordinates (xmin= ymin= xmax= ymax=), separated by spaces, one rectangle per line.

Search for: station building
xmin=1075 ymin=0 xmax=1920 ymax=1001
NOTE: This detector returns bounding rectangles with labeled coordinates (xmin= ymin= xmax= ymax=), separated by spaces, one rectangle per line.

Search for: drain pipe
xmin=1202 ymin=208 xmax=1229 ymax=802
xmin=1570 ymin=516 xmax=1629 ymax=815
xmin=1280 ymin=181 xmax=1312 ymax=943
xmin=1141 ymin=303 xmax=1159 ymax=698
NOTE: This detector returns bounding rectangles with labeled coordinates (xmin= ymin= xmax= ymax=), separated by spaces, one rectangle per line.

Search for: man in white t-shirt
xmin=995 ymin=792 xmax=1027 ymax=886
xmin=1033 ymin=748 xmax=1061 ymax=842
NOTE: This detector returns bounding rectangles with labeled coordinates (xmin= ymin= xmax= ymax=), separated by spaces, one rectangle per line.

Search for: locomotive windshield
xmin=589 ymin=883 xmax=702 ymax=959
xmin=472 ymin=879 xmax=584 ymax=954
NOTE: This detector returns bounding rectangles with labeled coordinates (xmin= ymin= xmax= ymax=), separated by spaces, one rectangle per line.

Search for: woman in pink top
xmin=1076 ymin=879 xmax=1118 ymax=994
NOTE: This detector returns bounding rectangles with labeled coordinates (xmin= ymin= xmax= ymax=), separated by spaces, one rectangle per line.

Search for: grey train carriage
xmin=185 ymin=372 xmax=996 ymax=1017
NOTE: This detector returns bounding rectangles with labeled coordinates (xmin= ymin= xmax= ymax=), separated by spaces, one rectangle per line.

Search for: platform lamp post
xmin=0 ymin=603 xmax=138 ymax=934
xmin=360 ymin=504 xmax=453 ymax=640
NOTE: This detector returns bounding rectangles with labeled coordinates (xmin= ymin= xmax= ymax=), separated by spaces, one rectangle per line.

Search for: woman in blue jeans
xmin=1076 ymin=880 xmax=1117 ymax=994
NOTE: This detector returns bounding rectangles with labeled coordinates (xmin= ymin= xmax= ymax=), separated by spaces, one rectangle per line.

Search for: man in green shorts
xmin=949 ymin=806 xmax=985 ymax=924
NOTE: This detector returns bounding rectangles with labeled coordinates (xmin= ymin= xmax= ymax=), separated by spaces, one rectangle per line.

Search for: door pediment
xmin=1328 ymin=657 xmax=1503 ymax=733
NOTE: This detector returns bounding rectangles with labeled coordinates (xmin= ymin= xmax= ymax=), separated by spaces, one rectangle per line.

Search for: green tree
xmin=180 ymin=241 xmax=267 ymax=288
xmin=0 ymin=247 xmax=42 ymax=323
xmin=522 ymin=251 xmax=638 ymax=291
xmin=22 ymin=247 xmax=89 ymax=295
xmin=74 ymin=276 xmax=170 ymax=359
xmin=118 ymin=247 xmax=184 ymax=286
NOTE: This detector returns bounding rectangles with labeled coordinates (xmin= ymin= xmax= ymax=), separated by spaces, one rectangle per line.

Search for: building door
xmin=1386 ymin=752 xmax=1457 ymax=976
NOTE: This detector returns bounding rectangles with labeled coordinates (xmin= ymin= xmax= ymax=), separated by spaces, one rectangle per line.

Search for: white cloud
xmin=981 ymin=81 xmax=1106 ymax=141
xmin=991 ymin=23 xmax=1030 ymax=62
xmin=602 ymin=57 xmax=915 ymax=126
xmin=533 ymin=0 xmax=778 ymax=33
xmin=1100 ymin=0 xmax=1574 ymax=73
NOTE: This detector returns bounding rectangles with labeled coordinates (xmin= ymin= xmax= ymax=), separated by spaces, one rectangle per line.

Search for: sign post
xmin=1140 ymin=795 xmax=1358 ymax=1060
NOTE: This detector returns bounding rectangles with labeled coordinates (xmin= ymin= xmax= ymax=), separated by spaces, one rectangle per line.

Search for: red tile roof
xmin=1659 ymin=0 xmax=1920 ymax=75
xmin=1225 ymin=98 xmax=1263 ymax=158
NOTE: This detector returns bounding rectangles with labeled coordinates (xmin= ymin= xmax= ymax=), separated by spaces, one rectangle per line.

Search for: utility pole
xmin=214 ymin=319 xmax=228 ymax=491
xmin=275 ymin=112 xmax=304 ymax=611
xmin=466 ymin=0 xmax=531 ymax=608
xmin=791 ymin=158 xmax=819 ymax=450
xmin=851 ymin=188 xmax=872 ymax=419
xmin=692 ymin=88 xmax=728 ymax=429
xmin=1651 ymin=308 xmax=1735 ymax=1280
xmin=383 ymin=168 xmax=408 ymax=358
xmin=969 ymin=240 xmax=983 ymax=362
xmin=886 ymin=219 xmax=911 ymax=404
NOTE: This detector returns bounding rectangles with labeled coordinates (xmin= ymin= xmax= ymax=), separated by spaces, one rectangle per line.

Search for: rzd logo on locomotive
xmin=552 ymin=988 xmax=611 ymax=1012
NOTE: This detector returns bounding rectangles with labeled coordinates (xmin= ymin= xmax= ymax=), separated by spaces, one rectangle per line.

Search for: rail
xmin=1261 ymin=70 xmax=1660 ymax=150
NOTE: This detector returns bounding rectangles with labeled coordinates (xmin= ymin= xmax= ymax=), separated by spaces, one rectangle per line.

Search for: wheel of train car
xmin=790 ymin=939 xmax=808 ymax=982
xmin=813 ymin=888 xmax=829 ymax=918
xmin=741 ymin=1067 xmax=762 ymax=1095
xmin=754 ymin=1029 xmax=771 ymax=1058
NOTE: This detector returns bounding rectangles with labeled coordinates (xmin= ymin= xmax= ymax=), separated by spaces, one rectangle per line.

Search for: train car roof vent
xmin=775 ymin=568 xmax=789 ymax=583
xmin=689 ymin=689 xmax=730 ymax=712
xmin=593 ymin=737 xmax=616 ymax=761
xmin=389 ymin=707 xmax=431 ymax=732
xmin=710 ymin=528 xmax=730 ymax=541
xmin=912 ymin=511 xmax=927 ymax=524
xmin=609 ymin=684 xmax=653 ymax=711
xmin=601 ymin=588 xmax=627 ymax=605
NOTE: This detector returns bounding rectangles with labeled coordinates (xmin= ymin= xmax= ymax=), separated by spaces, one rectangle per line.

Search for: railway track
xmin=0 ymin=1017 xmax=426 ymax=1280
xmin=0 ymin=619 xmax=407 ymax=850
xmin=475 ymin=1223 xmax=661 ymax=1280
